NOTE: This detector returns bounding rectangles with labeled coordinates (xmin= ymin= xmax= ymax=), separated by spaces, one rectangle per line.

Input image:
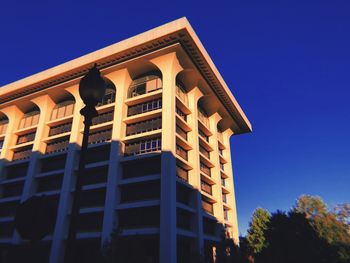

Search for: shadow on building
xmin=0 ymin=141 xmax=234 ymax=263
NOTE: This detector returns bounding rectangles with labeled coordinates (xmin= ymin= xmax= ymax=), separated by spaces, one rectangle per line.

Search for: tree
xmin=294 ymin=195 xmax=327 ymax=219
xmin=246 ymin=208 xmax=271 ymax=255
xmin=257 ymin=211 xmax=335 ymax=263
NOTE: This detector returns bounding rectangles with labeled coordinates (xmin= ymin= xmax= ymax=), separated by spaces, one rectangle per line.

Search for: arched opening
xmin=97 ymin=78 xmax=116 ymax=107
xmin=128 ymin=73 xmax=162 ymax=99
xmin=18 ymin=106 xmax=40 ymax=130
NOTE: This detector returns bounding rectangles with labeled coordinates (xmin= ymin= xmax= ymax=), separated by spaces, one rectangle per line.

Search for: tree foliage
xmin=246 ymin=208 xmax=271 ymax=255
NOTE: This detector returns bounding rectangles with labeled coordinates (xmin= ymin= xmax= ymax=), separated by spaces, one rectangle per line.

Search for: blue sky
xmin=1 ymin=0 xmax=349 ymax=234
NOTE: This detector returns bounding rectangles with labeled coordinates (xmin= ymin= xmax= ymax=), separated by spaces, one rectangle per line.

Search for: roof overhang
xmin=0 ymin=17 xmax=252 ymax=134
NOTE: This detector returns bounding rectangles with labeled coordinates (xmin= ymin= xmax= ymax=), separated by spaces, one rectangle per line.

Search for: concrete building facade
xmin=0 ymin=18 xmax=251 ymax=263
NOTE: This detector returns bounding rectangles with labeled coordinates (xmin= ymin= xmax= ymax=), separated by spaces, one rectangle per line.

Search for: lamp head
xmin=79 ymin=64 xmax=106 ymax=107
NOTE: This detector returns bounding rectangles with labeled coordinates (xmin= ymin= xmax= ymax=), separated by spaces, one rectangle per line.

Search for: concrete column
xmin=222 ymin=129 xmax=239 ymax=243
xmin=208 ymin=113 xmax=224 ymax=223
xmin=21 ymin=95 xmax=56 ymax=200
xmin=50 ymin=85 xmax=84 ymax=263
xmin=101 ymin=68 xmax=131 ymax=244
xmin=187 ymin=87 xmax=204 ymax=256
xmin=151 ymin=52 xmax=183 ymax=263
xmin=0 ymin=106 xmax=24 ymax=170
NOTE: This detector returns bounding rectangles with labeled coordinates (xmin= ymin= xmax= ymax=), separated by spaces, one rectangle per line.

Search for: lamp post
xmin=65 ymin=64 xmax=106 ymax=262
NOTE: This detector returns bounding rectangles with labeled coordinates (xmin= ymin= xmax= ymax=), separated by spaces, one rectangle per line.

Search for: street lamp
xmin=65 ymin=64 xmax=106 ymax=262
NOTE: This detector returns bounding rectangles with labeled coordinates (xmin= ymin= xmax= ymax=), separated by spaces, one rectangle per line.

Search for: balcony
xmin=198 ymin=109 xmax=209 ymax=128
xmin=88 ymin=129 xmax=112 ymax=145
xmin=175 ymin=84 xmax=188 ymax=106
xmin=126 ymin=117 xmax=161 ymax=136
xmin=46 ymin=138 xmax=69 ymax=154
xmin=49 ymin=122 xmax=72 ymax=137
xmin=13 ymin=147 xmax=32 ymax=161
xmin=220 ymin=163 xmax=225 ymax=171
xmin=222 ymin=193 xmax=227 ymax=203
xmin=199 ymin=144 xmax=210 ymax=159
xmin=200 ymin=162 xmax=211 ymax=177
xmin=224 ymin=210 xmax=229 ymax=221
xmin=128 ymin=76 xmax=162 ymax=98
xmin=176 ymin=125 xmax=187 ymax=141
xmin=0 ymin=121 xmax=8 ymax=135
xmin=176 ymin=107 xmax=187 ymax=122
xmin=124 ymin=138 xmax=161 ymax=157
xmin=176 ymin=166 xmax=188 ymax=183
xmin=198 ymin=128 xmax=209 ymax=142
xmin=202 ymin=200 xmax=214 ymax=215
xmin=201 ymin=181 xmax=212 ymax=195
xmin=17 ymin=131 xmax=36 ymax=145
xmin=92 ymin=110 xmax=114 ymax=126
xmin=96 ymin=90 xmax=116 ymax=107
xmin=0 ymin=139 xmax=4 ymax=155
xmin=176 ymin=145 xmax=188 ymax=161
xmin=127 ymin=99 xmax=162 ymax=117
xmin=221 ymin=178 xmax=226 ymax=187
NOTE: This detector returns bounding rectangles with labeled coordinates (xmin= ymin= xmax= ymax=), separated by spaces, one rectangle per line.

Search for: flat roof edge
xmin=0 ymin=17 xmax=252 ymax=133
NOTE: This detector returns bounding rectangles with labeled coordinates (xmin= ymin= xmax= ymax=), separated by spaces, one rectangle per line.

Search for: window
xmin=97 ymin=87 xmax=116 ymax=107
xmin=19 ymin=110 xmax=40 ymax=129
xmin=124 ymin=138 xmax=161 ymax=156
xmin=127 ymin=98 xmax=162 ymax=116
xmin=51 ymin=100 xmax=75 ymax=120
xmin=0 ymin=118 xmax=8 ymax=135
xmin=128 ymin=75 xmax=162 ymax=98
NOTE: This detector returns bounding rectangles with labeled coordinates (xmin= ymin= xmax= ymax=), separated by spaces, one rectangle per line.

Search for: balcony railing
xmin=49 ymin=122 xmax=72 ymax=137
xmin=124 ymin=138 xmax=161 ymax=156
xmin=126 ymin=117 xmax=161 ymax=136
xmin=88 ymin=129 xmax=112 ymax=145
xmin=176 ymin=166 xmax=188 ymax=183
xmin=176 ymin=145 xmax=188 ymax=161
xmin=198 ymin=128 xmax=209 ymax=142
xmin=201 ymin=181 xmax=212 ymax=195
xmin=200 ymin=162 xmax=211 ymax=177
xmin=13 ymin=147 xmax=32 ymax=161
xmin=175 ymin=84 xmax=188 ymax=105
xmin=127 ymin=98 xmax=162 ymax=117
xmin=17 ymin=131 xmax=36 ymax=145
xmin=198 ymin=109 xmax=209 ymax=128
xmin=199 ymin=144 xmax=210 ymax=159
xmin=46 ymin=139 xmax=69 ymax=154
xmin=92 ymin=110 xmax=114 ymax=126
xmin=176 ymin=107 xmax=187 ymax=122
xmin=202 ymin=200 xmax=214 ymax=215
xmin=219 ymin=148 xmax=224 ymax=156
xmin=176 ymin=125 xmax=187 ymax=140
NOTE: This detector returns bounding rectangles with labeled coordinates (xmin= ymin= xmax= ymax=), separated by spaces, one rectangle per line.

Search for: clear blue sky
xmin=1 ymin=0 xmax=349 ymax=235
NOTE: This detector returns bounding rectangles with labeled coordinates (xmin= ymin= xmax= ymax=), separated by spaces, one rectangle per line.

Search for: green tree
xmin=246 ymin=208 xmax=271 ymax=255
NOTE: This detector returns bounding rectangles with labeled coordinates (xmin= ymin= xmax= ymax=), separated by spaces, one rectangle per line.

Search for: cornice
xmin=0 ymin=17 xmax=252 ymax=134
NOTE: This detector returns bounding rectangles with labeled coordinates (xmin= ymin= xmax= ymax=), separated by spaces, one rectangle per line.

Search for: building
xmin=0 ymin=18 xmax=251 ymax=263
